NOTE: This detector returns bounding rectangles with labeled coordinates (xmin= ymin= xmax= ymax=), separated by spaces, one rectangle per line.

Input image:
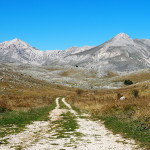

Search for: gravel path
xmin=0 ymin=97 xmax=142 ymax=150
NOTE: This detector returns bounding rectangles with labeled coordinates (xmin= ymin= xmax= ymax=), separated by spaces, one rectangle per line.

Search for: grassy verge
xmin=92 ymin=115 xmax=150 ymax=149
xmin=69 ymin=98 xmax=150 ymax=149
xmin=70 ymin=104 xmax=81 ymax=114
xmin=65 ymin=98 xmax=81 ymax=114
xmin=0 ymin=102 xmax=56 ymax=138
xmin=69 ymin=100 xmax=150 ymax=149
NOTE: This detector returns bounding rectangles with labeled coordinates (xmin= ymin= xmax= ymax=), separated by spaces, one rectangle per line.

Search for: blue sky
xmin=0 ymin=0 xmax=150 ymax=50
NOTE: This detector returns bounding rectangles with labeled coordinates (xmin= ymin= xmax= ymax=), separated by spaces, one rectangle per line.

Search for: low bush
xmin=132 ymin=89 xmax=139 ymax=98
xmin=76 ymin=89 xmax=83 ymax=96
xmin=124 ymin=80 xmax=133 ymax=85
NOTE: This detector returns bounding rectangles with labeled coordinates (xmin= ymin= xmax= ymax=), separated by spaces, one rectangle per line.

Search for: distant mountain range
xmin=1 ymin=33 xmax=150 ymax=75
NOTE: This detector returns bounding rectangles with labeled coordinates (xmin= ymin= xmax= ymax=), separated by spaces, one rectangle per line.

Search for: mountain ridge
xmin=1 ymin=33 xmax=150 ymax=76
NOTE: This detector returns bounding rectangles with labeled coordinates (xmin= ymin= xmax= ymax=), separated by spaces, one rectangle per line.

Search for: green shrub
xmin=132 ymin=89 xmax=139 ymax=98
xmin=124 ymin=80 xmax=133 ymax=85
xmin=0 ymin=107 xmax=7 ymax=113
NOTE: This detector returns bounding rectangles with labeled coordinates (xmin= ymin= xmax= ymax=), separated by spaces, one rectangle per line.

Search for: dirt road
xmin=0 ymin=97 xmax=142 ymax=150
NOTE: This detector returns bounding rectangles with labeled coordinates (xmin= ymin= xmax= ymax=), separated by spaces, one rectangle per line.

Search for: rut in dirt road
xmin=0 ymin=97 xmax=142 ymax=150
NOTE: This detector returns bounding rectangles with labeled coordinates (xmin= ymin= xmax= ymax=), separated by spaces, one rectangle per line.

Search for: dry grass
xmin=60 ymin=69 xmax=80 ymax=77
xmin=1 ymin=67 xmax=149 ymax=124
xmin=104 ymin=71 xmax=119 ymax=78
xmin=67 ymin=83 xmax=150 ymax=148
xmin=113 ymin=70 xmax=150 ymax=83
xmin=0 ymin=69 xmax=76 ymax=111
xmin=60 ymin=69 xmax=97 ymax=78
xmin=67 ymin=83 xmax=150 ymax=127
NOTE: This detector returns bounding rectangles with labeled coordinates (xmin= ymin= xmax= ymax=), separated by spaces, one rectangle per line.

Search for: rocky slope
xmin=1 ymin=33 xmax=150 ymax=76
xmin=0 ymin=38 xmax=94 ymax=65
xmin=63 ymin=33 xmax=150 ymax=75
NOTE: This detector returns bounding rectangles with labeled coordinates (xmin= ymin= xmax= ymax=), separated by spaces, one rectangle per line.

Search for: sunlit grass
xmin=68 ymin=82 xmax=150 ymax=149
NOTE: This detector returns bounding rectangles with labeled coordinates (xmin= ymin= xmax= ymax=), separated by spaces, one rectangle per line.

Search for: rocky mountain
xmin=0 ymin=38 xmax=94 ymax=65
xmin=62 ymin=33 xmax=150 ymax=75
xmin=0 ymin=39 xmax=44 ymax=65
xmin=1 ymin=33 xmax=150 ymax=76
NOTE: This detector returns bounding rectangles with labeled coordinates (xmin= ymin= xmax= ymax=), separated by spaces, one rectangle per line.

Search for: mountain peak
xmin=113 ymin=33 xmax=130 ymax=40
xmin=10 ymin=38 xmax=28 ymax=45
xmin=2 ymin=38 xmax=30 ymax=48
xmin=11 ymin=38 xmax=23 ymax=42
xmin=109 ymin=33 xmax=134 ymax=46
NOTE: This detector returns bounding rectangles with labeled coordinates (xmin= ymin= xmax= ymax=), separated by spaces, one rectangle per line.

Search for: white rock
xmin=120 ymin=96 xmax=126 ymax=100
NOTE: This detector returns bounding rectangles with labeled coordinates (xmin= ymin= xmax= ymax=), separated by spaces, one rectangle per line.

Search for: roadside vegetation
xmin=67 ymin=82 xmax=150 ymax=149
xmin=0 ymin=104 xmax=56 ymax=139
